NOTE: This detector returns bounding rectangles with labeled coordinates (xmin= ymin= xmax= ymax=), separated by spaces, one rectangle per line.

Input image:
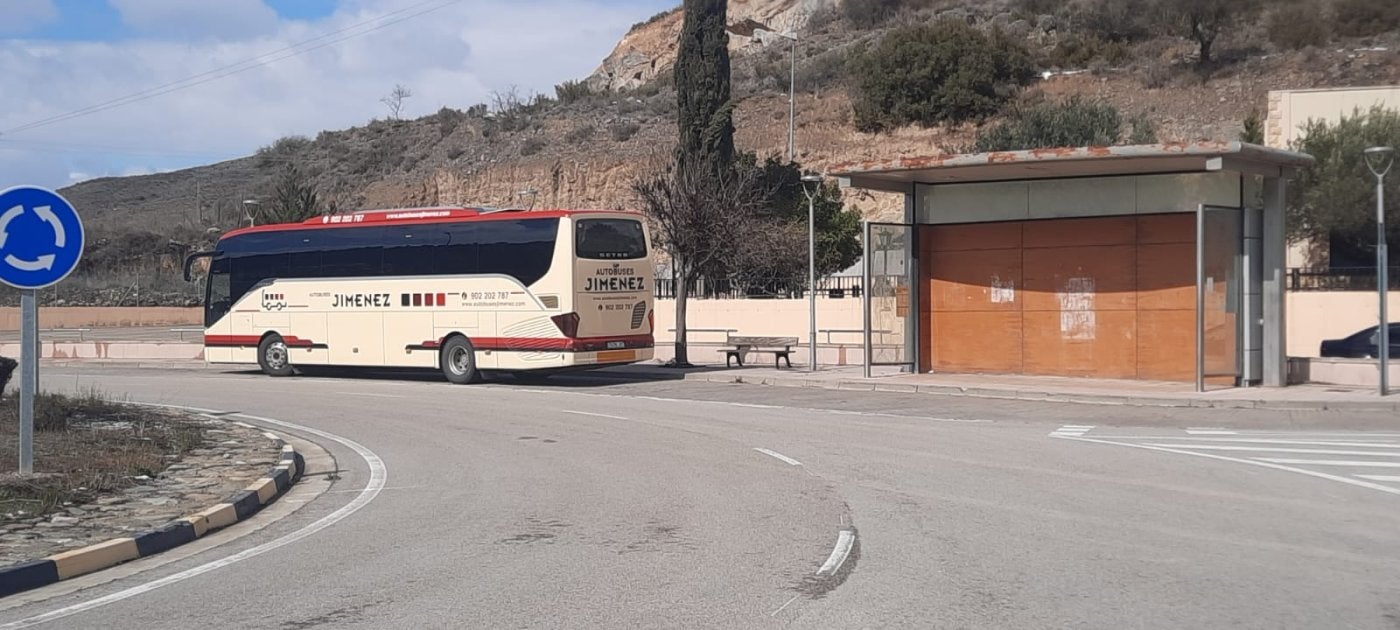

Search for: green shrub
xmin=1332 ymin=0 xmax=1400 ymax=37
xmin=610 ymin=122 xmax=641 ymax=142
xmin=435 ymin=107 xmax=466 ymax=136
xmin=850 ymin=21 xmax=1037 ymax=132
xmin=1077 ymin=0 xmax=1152 ymax=42
xmin=1127 ymin=113 xmax=1158 ymax=144
xmin=555 ymin=80 xmax=594 ymax=104
xmin=1268 ymin=2 xmax=1331 ymax=48
xmin=973 ymin=97 xmax=1152 ymax=151
xmin=795 ymin=47 xmax=854 ymax=92
xmin=520 ymin=137 xmax=547 ymax=156
xmin=1241 ymin=109 xmax=1265 ymax=144
xmin=842 ymin=0 xmax=909 ymax=28
xmin=565 ymin=124 xmax=596 ymax=144
xmin=254 ymin=135 xmax=311 ymax=168
xmin=1288 ymin=106 xmax=1400 ymax=250
xmin=1012 ymin=0 xmax=1064 ymax=16
xmin=1045 ymin=33 xmax=1132 ymax=68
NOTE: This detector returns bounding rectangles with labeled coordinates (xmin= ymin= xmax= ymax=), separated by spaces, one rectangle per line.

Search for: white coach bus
xmin=184 ymin=207 xmax=655 ymax=383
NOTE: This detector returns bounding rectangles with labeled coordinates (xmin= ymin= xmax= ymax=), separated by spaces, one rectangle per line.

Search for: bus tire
xmin=258 ymin=334 xmax=294 ymax=377
xmin=440 ymin=336 xmax=480 ymax=385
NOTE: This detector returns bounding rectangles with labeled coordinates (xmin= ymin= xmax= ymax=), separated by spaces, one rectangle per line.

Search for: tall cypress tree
xmin=674 ymin=0 xmax=735 ymax=175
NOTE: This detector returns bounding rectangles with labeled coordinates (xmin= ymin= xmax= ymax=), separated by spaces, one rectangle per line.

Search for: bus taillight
xmin=551 ymin=312 xmax=580 ymax=338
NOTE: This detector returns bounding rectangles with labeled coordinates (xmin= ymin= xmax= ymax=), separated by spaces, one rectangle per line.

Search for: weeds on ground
xmin=0 ymin=389 xmax=205 ymax=522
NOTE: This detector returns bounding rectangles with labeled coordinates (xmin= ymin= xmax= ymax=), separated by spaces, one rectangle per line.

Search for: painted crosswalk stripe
xmin=1355 ymin=475 xmax=1400 ymax=482
xmin=1253 ymin=458 xmax=1400 ymax=467
xmin=1146 ymin=444 xmax=1400 ymax=457
xmin=1052 ymin=425 xmax=1095 ymax=437
xmin=1148 ymin=437 xmax=1400 ymax=448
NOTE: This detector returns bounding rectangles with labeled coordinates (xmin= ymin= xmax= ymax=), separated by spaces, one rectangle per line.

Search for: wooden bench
xmin=720 ymin=335 xmax=799 ymax=369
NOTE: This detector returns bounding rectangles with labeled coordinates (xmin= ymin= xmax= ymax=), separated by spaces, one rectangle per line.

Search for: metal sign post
xmin=0 ymin=186 xmax=85 ymax=475
xmin=19 ymin=290 xmax=35 ymax=473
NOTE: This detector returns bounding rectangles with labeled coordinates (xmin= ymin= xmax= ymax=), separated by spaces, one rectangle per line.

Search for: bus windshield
xmin=576 ymin=218 xmax=647 ymax=260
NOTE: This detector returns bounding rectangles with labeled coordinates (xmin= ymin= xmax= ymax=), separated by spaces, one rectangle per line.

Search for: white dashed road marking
xmin=753 ymin=448 xmax=803 ymax=466
xmin=816 ymin=529 xmax=856 ymax=575
xmin=1053 ymin=428 xmax=1400 ymax=497
xmin=560 ymin=409 xmax=629 ymax=420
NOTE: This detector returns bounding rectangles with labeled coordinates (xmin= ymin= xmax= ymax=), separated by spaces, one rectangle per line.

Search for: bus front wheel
xmin=258 ymin=334 xmax=294 ymax=377
xmin=440 ymin=336 xmax=480 ymax=385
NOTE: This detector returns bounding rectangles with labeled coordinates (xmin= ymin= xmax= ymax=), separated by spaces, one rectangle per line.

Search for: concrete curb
xmin=664 ymin=371 xmax=1400 ymax=412
xmin=0 ymin=434 xmax=305 ymax=598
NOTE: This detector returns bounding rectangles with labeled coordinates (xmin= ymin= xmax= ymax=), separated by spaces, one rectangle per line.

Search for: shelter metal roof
xmin=831 ymin=141 xmax=1315 ymax=193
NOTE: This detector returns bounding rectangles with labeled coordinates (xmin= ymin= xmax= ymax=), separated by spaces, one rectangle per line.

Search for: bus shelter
xmin=833 ymin=142 xmax=1314 ymax=389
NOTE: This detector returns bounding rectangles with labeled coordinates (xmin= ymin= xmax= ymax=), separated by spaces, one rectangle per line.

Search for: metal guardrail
xmin=170 ymin=328 xmax=204 ymax=341
xmin=1288 ymin=267 xmax=1400 ymax=291
xmin=819 ymin=328 xmax=891 ymax=344
xmin=654 ymin=276 xmax=863 ymax=300
xmin=38 ymin=328 xmax=92 ymax=341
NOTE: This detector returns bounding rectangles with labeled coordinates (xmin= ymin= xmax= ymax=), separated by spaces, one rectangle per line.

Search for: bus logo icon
xmin=262 ymin=291 xmax=287 ymax=311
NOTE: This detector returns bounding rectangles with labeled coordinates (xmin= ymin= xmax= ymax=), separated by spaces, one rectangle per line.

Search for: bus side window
xmin=477 ymin=219 xmax=557 ymax=285
xmin=437 ymin=224 xmax=479 ymax=275
xmin=383 ymin=227 xmax=445 ymax=276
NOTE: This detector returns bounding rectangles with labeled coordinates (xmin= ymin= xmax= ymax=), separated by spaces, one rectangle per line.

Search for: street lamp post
xmin=241 ymin=199 xmax=260 ymax=227
xmin=802 ymin=174 xmax=822 ymax=372
xmin=1364 ymin=146 xmax=1394 ymax=396
xmin=726 ymin=19 xmax=797 ymax=161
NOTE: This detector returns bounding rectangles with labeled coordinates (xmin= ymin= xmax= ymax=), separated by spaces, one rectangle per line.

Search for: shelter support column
xmin=1261 ymin=176 xmax=1288 ymax=386
xmin=905 ymin=184 xmax=920 ymax=373
xmin=1242 ymin=181 xmax=1264 ymax=384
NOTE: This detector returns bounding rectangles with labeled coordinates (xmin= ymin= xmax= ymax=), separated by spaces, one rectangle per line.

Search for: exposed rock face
xmin=589 ymin=0 xmax=839 ymax=92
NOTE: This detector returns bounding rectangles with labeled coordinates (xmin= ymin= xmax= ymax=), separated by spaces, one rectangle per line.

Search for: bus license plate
xmin=607 ymin=341 xmax=625 ymax=350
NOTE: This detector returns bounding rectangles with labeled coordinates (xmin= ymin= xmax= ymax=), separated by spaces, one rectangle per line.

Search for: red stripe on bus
xmin=204 ymin=335 xmax=321 ymax=348
xmin=473 ymin=335 xmax=653 ymax=352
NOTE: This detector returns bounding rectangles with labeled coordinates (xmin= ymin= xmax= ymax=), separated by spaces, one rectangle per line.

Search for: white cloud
xmin=0 ymin=0 xmax=662 ymax=190
xmin=0 ymin=0 xmax=58 ymax=35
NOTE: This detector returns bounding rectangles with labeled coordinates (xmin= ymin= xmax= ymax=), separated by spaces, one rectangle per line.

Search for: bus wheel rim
xmin=266 ymin=342 xmax=288 ymax=369
xmin=450 ymin=347 xmax=471 ymax=374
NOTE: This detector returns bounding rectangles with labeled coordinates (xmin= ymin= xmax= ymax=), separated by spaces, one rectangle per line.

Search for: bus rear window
xmin=576 ymin=219 xmax=647 ymax=260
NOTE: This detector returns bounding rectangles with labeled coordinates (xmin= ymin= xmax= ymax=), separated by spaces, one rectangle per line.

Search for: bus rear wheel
xmin=258 ymin=334 xmax=294 ymax=377
xmin=440 ymin=336 xmax=480 ymax=385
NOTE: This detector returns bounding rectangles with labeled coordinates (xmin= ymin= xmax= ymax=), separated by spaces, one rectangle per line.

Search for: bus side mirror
xmin=184 ymin=251 xmax=215 ymax=282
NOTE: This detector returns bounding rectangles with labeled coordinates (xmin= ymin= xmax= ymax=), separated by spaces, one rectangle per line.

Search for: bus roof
xmin=220 ymin=207 xmax=639 ymax=240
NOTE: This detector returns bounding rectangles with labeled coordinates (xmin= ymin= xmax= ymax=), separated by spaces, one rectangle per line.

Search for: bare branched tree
xmin=633 ymin=162 xmax=772 ymax=366
xmin=489 ymin=86 xmax=536 ymax=132
xmin=380 ymin=84 xmax=413 ymax=120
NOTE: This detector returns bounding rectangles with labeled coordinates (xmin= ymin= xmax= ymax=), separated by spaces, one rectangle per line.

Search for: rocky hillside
xmin=57 ymin=0 xmax=1400 ymax=236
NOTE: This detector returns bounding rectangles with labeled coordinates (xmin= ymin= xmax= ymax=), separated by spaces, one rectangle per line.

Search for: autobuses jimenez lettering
xmin=331 ymin=293 xmax=393 ymax=308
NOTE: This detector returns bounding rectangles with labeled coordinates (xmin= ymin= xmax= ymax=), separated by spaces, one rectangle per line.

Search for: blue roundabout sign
xmin=0 ymin=185 xmax=85 ymax=290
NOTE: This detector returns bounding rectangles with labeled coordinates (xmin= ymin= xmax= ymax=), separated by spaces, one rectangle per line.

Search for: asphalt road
xmin=2 ymin=367 xmax=1398 ymax=629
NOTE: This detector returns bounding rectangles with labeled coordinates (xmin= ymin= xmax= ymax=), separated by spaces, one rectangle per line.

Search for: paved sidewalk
xmin=587 ymin=362 xmax=1400 ymax=412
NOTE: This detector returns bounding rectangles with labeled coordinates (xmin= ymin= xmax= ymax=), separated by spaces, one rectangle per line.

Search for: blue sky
xmin=0 ymin=0 xmax=672 ymax=190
